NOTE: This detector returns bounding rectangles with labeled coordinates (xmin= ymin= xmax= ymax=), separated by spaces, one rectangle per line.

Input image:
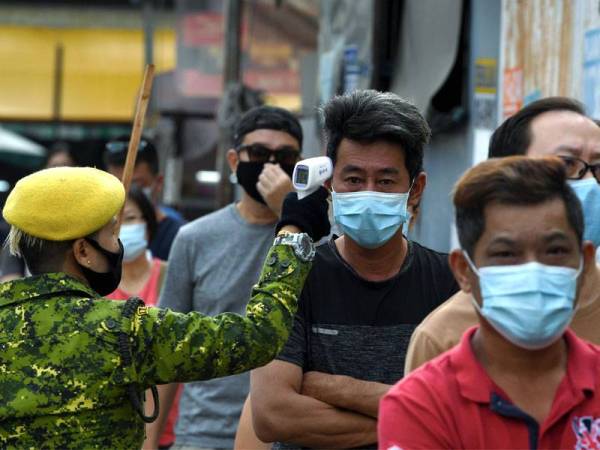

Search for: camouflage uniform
xmin=0 ymin=244 xmax=309 ymax=449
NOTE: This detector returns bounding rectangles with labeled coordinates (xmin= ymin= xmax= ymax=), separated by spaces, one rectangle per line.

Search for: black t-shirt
xmin=278 ymin=237 xmax=459 ymax=382
xmin=150 ymin=215 xmax=185 ymax=261
xmin=274 ymin=239 xmax=458 ymax=449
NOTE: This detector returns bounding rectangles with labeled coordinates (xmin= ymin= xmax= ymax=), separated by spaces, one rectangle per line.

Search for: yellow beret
xmin=3 ymin=167 xmax=125 ymax=241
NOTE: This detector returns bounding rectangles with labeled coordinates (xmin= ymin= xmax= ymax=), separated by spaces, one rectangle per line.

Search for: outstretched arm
xmin=136 ymin=240 xmax=312 ymax=385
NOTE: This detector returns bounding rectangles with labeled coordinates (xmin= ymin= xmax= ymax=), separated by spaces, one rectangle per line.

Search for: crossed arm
xmin=250 ymin=360 xmax=391 ymax=448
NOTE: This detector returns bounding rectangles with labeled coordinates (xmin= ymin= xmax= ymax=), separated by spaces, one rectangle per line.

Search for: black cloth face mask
xmin=79 ymin=238 xmax=124 ymax=296
xmin=236 ymin=161 xmax=295 ymax=205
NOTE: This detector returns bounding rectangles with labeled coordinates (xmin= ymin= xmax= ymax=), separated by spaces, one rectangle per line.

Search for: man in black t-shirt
xmin=249 ymin=90 xmax=459 ymax=449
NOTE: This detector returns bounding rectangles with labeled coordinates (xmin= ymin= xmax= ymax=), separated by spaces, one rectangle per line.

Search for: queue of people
xmin=1 ymin=89 xmax=600 ymax=450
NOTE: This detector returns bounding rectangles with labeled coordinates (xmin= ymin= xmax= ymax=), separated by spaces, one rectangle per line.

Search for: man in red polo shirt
xmin=379 ymin=156 xmax=600 ymax=449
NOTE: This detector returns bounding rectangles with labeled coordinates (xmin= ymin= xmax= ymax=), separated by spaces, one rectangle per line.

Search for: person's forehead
xmin=336 ymin=139 xmax=406 ymax=169
xmin=480 ymin=198 xmax=573 ymax=242
xmin=47 ymin=152 xmax=73 ymax=167
xmin=527 ymin=110 xmax=600 ymax=155
xmin=132 ymin=161 xmax=157 ymax=180
xmin=124 ymin=198 xmax=142 ymax=213
xmin=241 ymin=129 xmax=300 ymax=149
xmin=106 ymin=164 xmax=123 ymax=178
xmin=108 ymin=162 xmax=156 ymax=181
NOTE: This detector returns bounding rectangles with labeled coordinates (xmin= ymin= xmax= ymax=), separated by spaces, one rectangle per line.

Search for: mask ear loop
xmin=406 ymin=177 xmax=416 ymax=196
xmin=575 ymin=255 xmax=584 ymax=279
xmin=461 ymin=250 xmax=485 ymax=314
xmin=571 ymin=254 xmax=586 ymax=314
xmin=462 ymin=250 xmax=480 ymax=277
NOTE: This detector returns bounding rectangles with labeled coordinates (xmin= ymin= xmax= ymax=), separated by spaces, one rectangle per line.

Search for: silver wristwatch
xmin=273 ymin=232 xmax=316 ymax=262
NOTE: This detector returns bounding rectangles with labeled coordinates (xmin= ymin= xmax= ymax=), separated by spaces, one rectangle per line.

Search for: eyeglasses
xmin=558 ymin=155 xmax=600 ymax=183
xmin=237 ymin=144 xmax=300 ymax=166
xmin=105 ymin=139 xmax=149 ymax=154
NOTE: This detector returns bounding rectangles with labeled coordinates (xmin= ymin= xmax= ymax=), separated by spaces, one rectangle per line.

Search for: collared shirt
xmin=378 ymin=326 xmax=600 ymax=450
xmin=404 ymin=264 xmax=600 ymax=375
xmin=0 ymin=244 xmax=310 ymax=449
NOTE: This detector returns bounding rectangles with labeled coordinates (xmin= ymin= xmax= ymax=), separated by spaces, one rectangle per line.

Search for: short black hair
xmin=233 ymin=106 xmax=303 ymax=149
xmin=104 ymin=135 xmax=160 ymax=175
xmin=489 ymin=97 xmax=586 ymax=158
xmin=127 ymin=185 xmax=158 ymax=242
xmin=20 ymin=238 xmax=74 ymax=275
xmin=16 ymin=227 xmax=99 ymax=275
xmin=454 ymin=156 xmax=584 ymax=257
xmin=322 ymin=89 xmax=431 ymax=180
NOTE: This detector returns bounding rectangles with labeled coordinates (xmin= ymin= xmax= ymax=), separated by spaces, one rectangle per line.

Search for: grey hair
xmin=322 ymin=89 xmax=431 ymax=180
xmin=6 ymin=226 xmax=43 ymax=257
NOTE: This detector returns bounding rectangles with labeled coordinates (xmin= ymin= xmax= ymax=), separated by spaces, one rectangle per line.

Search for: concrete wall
xmin=411 ymin=0 xmax=502 ymax=253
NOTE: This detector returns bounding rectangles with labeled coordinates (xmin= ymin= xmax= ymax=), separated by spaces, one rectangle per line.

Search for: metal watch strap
xmin=273 ymin=232 xmax=315 ymax=262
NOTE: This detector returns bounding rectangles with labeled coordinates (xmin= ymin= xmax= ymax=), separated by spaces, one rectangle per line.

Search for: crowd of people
xmin=1 ymin=88 xmax=600 ymax=450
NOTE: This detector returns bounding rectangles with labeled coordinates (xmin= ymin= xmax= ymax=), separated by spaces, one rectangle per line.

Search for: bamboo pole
xmin=117 ymin=63 xmax=155 ymax=231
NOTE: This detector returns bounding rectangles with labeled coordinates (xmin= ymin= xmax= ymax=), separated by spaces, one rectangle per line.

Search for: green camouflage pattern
xmin=0 ymin=244 xmax=310 ymax=449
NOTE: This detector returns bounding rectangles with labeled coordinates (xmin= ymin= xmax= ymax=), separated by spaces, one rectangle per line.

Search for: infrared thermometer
xmin=293 ymin=156 xmax=333 ymax=199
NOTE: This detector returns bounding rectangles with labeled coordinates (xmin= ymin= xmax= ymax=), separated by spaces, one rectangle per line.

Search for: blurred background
xmin=1 ymin=0 xmax=600 ymax=252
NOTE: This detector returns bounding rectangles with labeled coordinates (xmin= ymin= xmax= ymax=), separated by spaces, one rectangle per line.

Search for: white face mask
xmin=119 ymin=223 xmax=148 ymax=262
xmin=331 ymin=190 xmax=411 ymax=248
xmin=464 ymin=252 xmax=582 ymax=350
xmin=568 ymin=179 xmax=600 ymax=248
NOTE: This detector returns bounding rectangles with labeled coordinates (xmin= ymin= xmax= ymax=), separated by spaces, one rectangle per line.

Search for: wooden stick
xmin=117 ymin=64 xmax=155 ymax=230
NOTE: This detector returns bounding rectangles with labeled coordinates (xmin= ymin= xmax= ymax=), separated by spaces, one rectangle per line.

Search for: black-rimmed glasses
xmin=558 ymin=155 xmax=600 ymax=183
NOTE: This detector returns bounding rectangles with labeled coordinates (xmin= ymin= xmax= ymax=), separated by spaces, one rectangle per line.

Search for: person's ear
xmin=449 ymin=249 xmax=475 ymax=294
xmin=582 ymin=241 xmax=596 ymax=276
xmin=154 ymin=174 xmax=164 ymax=193
xmin=407 ymin=172 xmax=427 ymax=209
xmin=575 ymin=241 xmax=597 ymax=307
xmin=72 ymin=238 xmax=91 ymax=267
xmin=324 ymin=178 xmax=332 ymax=192
xmin=227 ymin=149 xmax=239 ymax=173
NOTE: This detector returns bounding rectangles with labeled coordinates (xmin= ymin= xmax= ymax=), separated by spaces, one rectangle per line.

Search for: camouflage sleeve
xmin=132 ymin=244 xmax=312 ymax=386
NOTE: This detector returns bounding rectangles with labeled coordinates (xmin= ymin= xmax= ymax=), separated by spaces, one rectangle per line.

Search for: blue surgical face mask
xmin=120 ymin=223 xmax=148 ymax=262
xmin=331 ymin=189 xmax=411 ymax=249
xmin=464 ymin=253 xmax=581 ymax=350
xmin=569 ymin=178 xmax=600 ymax=248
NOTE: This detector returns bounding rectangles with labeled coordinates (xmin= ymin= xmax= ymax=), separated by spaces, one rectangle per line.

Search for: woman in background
xmin=108 ymin=186 xmax=164 ymax=305
xmin=107 ymin=186 xmax=180 ymax=449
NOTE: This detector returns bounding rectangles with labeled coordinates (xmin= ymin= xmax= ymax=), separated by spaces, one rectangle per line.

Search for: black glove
xmin=276 ymin=187 xmax=331 ymax=241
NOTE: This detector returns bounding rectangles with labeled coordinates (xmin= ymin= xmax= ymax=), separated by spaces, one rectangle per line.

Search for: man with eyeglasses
xmin=145 ymin=106 xmax=303 ymax=450
xmin=379 ymin=156 xmax=600 ymax=449
xmin=404 ymin=96 xmax=600 ymax=375
xmin=104 ymin=137 xmax=186 ymax=261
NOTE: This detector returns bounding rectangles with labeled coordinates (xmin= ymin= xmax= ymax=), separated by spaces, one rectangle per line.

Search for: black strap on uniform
xmin=118 ymin=296 xmax=160 ymax=423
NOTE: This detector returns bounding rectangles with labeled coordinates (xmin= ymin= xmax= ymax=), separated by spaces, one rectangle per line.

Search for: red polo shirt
xmin=378 ymin=326 xmax=600 ymax=449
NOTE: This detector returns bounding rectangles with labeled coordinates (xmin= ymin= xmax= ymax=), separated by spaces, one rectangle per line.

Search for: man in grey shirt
xmin=146 ymin=106 xmax=304 ymax=449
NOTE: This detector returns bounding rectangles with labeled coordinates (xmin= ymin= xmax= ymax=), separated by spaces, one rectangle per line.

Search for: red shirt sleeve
xmin=378 ymin=375 xmax=455 ymax=449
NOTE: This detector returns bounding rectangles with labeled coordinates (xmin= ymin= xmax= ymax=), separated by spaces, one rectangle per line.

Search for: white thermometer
xmin=292 ymin=156 xmax=333 ymax=199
